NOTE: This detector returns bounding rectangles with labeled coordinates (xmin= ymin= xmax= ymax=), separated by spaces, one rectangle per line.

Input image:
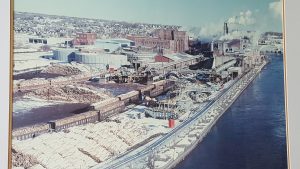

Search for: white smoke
xmin=219 ymin=30 xmax=262 ymax=43
xmin=182 ymin=10 xmax=256 ymax=41
xmin=269 ymin=0 xmax=282 ymax=19
xmin=197 ymin=21 xmax=224 ymax=39
xmin=181 ymin=21 xmax=224 ymax=42
xmin=227 ymin=10 xmax=256 ymax=26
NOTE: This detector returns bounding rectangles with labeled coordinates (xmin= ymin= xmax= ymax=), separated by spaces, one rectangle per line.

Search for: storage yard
xmin=11 ymin=11 xmax=278 ymax=169
xmin=12 ymin=48 xmax=264 ymax=169
xmin=11 ymin=74 xmax=228 ymax=169
xmin=12 ymin=106 xmax=172 ymax=169
xmin=22 ymin=84 xmax=112 ymax=103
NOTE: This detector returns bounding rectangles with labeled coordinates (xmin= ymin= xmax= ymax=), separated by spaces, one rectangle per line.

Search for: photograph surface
xmin=11 ymin=0 xmax=287 ymax=169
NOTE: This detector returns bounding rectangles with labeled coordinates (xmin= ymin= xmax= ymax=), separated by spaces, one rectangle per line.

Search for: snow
xmin=14 ymin=33 xmax=72 ymax=48
xmin=12 ymin=167 xmax=25 ymax=169
xmin=13 ymin=97 xmax=60 ymax=114
xmin=12 ymin=105 xmax=172 ymax=169
xmin=12 ymin=68 xmax=238 ymax=169
xmin=28 ymin=164 xmax=45 ymax=169
xmin=163 ymin=53 xmax=198 ymax=62
xmin=14 ymin=52 xmax=60 ymax=72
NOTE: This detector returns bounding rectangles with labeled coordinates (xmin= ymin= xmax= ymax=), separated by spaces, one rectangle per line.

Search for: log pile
xmin=12 ymin=151 xmax=38 ymax=168
xmin=24 ymin=85 xmax=111 ymax=103
xmin=41 ymin=64 xmax=82 ymax=76
xmin=12 ymin=118 xmax=169 ymax=169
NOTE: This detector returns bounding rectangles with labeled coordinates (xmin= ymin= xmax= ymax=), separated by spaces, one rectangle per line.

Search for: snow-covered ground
xmin=14 ymin=52 xmax=59 ymax=73
xmin=13 ymin=51 xmax=100 ymax=78
xmin=13 ymin=97 xmax=60 ymax=115
xmin=14 ymin=33 xmax=71 ymax=50
xmin=12 ymin=105 xmax=172 ymax=169
xmin=12 ymin=74 xmax=235 ymax=169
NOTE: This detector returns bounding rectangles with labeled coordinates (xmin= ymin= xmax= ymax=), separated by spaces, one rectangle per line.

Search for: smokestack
xmin=224 ymin=22 xmax=229 ymax=35
xmin=211 ymin=41 xmax=214 ymax=52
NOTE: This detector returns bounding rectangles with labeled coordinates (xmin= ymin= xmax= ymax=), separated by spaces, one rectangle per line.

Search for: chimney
xmin=224 ymin=22 xmax=229 ymax=35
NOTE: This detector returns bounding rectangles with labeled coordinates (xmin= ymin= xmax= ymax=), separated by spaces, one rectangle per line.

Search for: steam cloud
xmin=269 ymin=0 xmax=282 ymax=18
xmin=227 ymin=10 xmax=256 ymax=26
xmin=183 ymin=10 xmax=256 ymax=41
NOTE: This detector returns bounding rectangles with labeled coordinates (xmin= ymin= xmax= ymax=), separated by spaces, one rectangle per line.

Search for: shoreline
xmin=12 ymin=60 xmax=269 ymax=169
xmin=166 ymin=62 xmax=268 ymax=169
xmin=97 ymin=61 xmax=268 ymax=169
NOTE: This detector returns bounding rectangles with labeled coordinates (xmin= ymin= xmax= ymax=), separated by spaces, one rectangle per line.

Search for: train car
xmin=151 ymin=80 xmax=175 ymax=92
xmin=152 ymin=80 xmax=167 ymax=89
xmin=144 ymin=85 xmax=164 ymax=98
xmin=91 ymin=98 xmax=126 ymax=120
xmin=98 ymin=103 xmax=125 ymax=121
xmin=90 ymin=98 xmax=120 ymax=110
xmin=117 ymin=90 xmax=140 ymax=105
xmin=12 ymin=123 xmax=50 ymax=140
xmin=49 ymin=111 xmax=98 ymax=131
xmin=139 ymin=84 xmax=155 ymax=94
xmin=98 ymin=100 xmax=125 ymax=113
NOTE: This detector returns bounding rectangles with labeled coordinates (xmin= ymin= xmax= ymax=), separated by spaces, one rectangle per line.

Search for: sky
xmin=15 ymin=0 xmax=283 ymax=33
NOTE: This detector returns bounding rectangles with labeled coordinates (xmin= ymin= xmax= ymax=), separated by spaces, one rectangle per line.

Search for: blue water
xmin=175 ymin=55 xmax=288 ymax=169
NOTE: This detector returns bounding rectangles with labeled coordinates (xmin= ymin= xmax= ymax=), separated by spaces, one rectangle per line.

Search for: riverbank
xmin=175 ymin=55 xmax=287 ymax=169
xmin=95 ymin=61 xmax=268 ymax=169
xmin=165 ymin=62 xmax=268 ymax=169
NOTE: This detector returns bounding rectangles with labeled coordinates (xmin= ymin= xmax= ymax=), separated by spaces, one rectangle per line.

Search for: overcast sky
xmin=15 ymin=0 xmax=283 ymax=32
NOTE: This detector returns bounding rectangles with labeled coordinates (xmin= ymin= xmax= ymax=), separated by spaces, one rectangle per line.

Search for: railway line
xmin=94 ymin=61 xmax=267 ymax=169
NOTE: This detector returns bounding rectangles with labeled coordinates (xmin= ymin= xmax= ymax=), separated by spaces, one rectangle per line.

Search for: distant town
xmin=12 ymin=11 xmax=283 ymax=169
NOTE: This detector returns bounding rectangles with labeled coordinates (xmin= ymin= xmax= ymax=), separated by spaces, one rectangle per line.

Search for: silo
xmin=74 ymin=52 xmax=129 ymax=69
xmin=53 ymin=49 xmax=76 ymax=62
xmin=75 ymin=52 xmax=105 ymax=69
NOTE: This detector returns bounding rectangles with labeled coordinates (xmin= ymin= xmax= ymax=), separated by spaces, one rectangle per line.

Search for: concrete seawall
xmin=165 ymin=62 xmax=268 ymax=169
xmin=94 ymin=62 xmax=268 ymax=169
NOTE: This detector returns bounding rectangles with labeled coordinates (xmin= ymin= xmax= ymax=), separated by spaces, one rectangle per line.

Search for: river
xmin=175 ymin=55 xmax=288 ymax=169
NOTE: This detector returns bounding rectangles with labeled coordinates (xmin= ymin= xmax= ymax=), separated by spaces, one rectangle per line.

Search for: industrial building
xmin=155 ymin=53 xmax=198 ymax=63
xmin=73 ymin=32 xmax=97 ymax=45
xmin=52 ymin=48 xmax=77 ymax=62
xmin=29 ymin=38 xmax=47 ymax=44
xmin=212 ymin=37 xmax=251 ymax=56
xmin=52 ymin=48 xmax=129 ymax=69
xmin=93 ymin=39 xmax=135 ymax=53
xmin=74 ymin=52 xmax=128 ymax=69
xmin=127 ymin=28 xmax=189 ymax=53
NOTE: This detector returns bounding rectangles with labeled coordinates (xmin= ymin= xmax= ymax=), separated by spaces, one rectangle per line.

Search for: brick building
xmin=154 ymin=55 xmax=173 ymax=62
xmin=127 ymin=28 xmax=189 ymax=53
xmin=73 ymin=32 xmax=97 ymax=45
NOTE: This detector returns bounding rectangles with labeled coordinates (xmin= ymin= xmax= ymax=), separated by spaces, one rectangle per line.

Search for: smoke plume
xmin=269 ymin=0 xmax=282 ymax=19
xmin=227 ymin=10 xmax=256 ymax=26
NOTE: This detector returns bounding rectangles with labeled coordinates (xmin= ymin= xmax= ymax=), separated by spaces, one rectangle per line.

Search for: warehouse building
xmin=127 ymin=28 xmax=189 ymax=53
xmin=74 ymin=52 xmax=129 ymax=69
xmin=52 ymin=48 xmax=129 ymax=69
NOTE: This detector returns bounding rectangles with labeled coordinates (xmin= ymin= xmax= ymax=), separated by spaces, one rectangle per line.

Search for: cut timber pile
xmin=24 ymin=84 xmax=112 ymax=103
xmin=12 ymin=151 xmax=39 ymax=169
xmin=41 ymin=64 xmax=82 ymax=76
xmin=19 ymin=78 xmax=49 ymax=87
xmin=13 ymin=124 xmax=49 ymax=138
xmin=12 ymin=118 xmax=168 ymax=169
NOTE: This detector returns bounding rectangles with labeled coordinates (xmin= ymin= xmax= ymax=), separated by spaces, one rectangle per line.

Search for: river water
xmin=175 ymin=55 xmax=288 ymax=169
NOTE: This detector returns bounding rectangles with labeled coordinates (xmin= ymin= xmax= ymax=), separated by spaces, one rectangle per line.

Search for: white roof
xmin=163 ymin=53 xmax=197 ymax=61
